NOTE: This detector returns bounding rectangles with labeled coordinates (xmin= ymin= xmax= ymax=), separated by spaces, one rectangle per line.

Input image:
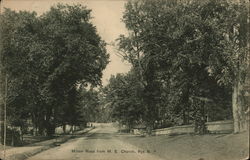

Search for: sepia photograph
xmin=0 ymin=0 xmax=249 ymax=160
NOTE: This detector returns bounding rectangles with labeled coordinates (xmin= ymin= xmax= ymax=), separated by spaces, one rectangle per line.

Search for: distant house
xmin=132 ymin=124 xmax=146 ymax=135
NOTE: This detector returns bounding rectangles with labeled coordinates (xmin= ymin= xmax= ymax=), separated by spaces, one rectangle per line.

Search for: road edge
xmin=6 ymin=127 xmax=94 ymax=160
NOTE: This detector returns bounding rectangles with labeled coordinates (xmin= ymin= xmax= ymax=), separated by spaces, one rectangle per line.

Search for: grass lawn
xmin=119 ymin=131 xmax=249 ymax=160
xmin=22 ymin=135 xmax=56 ymax=145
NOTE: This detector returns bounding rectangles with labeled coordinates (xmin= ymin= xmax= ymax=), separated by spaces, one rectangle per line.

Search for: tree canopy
xmin=0 ymin=4 xmax=109 ymax=136
xmin=111 ymin=0 xmax=249 ymax=134
xmin=103 ymin=71 xmax=144 ymax=129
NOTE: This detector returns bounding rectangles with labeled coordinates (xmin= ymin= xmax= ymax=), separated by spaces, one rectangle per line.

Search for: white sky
xmin=0 ymin=0 xmax=131 ymax=86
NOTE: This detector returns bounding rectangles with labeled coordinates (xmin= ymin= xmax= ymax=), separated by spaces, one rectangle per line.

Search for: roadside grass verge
xmin=118 ymin=131 xmax=249 ymax=160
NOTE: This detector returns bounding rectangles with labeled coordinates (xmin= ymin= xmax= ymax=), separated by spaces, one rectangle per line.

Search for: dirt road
xmin=28 ymin=124 xmax=164 ymax=160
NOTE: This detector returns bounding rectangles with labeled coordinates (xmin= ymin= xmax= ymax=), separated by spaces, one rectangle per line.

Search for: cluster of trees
xmin=0 ymin=4 xmax=109 ymax=138
xmin=103 ymin=72 xmax=144 ymax=129
xmin=104 ymin=0 xmax=249 ymax=134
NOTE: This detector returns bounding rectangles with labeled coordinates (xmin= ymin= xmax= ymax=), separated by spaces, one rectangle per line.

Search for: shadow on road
xmin=85 ymin=133 xmax=116 ymax=140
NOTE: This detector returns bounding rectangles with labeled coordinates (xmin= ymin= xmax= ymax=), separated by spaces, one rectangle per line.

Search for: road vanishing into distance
xmin=28 ymin=124 xmax=164 ymax=160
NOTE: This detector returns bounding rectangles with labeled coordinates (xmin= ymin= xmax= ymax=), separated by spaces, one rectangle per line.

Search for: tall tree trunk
xmin=32 ymin=116 xmax=37 ymax=136
xmin=232 ymin=83 xmax=239 ymax=133
xmin=187 ymin=105 xmax=190 ymax=124
xmin=183 ymin=84 xmax=190 ymax=125
xmin=20 ymin=127 xmax=23 ymax=143
xmin=70 ymin=125 xmax=73 ymax=134
xmin=193 ymin=98 xmax=207 ymax=134
xmin=146 ymin=122 xmax=153 ymax=136
xmin=232 ymin=0 xmax=250 ymax=133
xmin=63 ymin=124 xmax=66 ymax=134
xmin=183 ymin=110 xmax=187 ymax=125
xmin=232 ymin=80 xmax=245 ymax=133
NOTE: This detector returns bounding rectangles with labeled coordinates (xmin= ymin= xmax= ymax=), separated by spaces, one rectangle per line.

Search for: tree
xmin=37 ymin=4 xmax=109 ymax=135
xmin=103 ymin=71 xmax=144 ymax=130
xmin=0 ymin=4 xmax=109 ymax=137
xmin=80 ymin=87 xmax=101 ymax=123
xmin=193 ymin=0 xmax=250 ymax=133
xmin=0 ymin=9 xmax=42 ymax=137
xmin=117 ymin=0 xmax=247 ymax=134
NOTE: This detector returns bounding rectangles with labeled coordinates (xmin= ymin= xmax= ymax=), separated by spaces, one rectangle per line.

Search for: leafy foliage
xmin=103 ymin=71 xmax=144 ymax=129
xmin=113 ymin=0 xmax=248 ymax=133
xmin=0 ymin=4 xmax=109 ymax=136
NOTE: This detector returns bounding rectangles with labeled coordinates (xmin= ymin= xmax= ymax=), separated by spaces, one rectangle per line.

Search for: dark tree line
xmin=104 ymin=0 xmax=249 ymax=134
xmin=0 ymin=4 xmax=109 ymax=140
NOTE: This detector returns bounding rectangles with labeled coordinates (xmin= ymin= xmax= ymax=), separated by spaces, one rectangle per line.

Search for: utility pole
xmin=0 ymin=1 xmax=7 ymax=159
xmin=0 ymin=0 xmax=3 ymax=159
xmin=3 ymin=75 xmax=7 ymax=160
